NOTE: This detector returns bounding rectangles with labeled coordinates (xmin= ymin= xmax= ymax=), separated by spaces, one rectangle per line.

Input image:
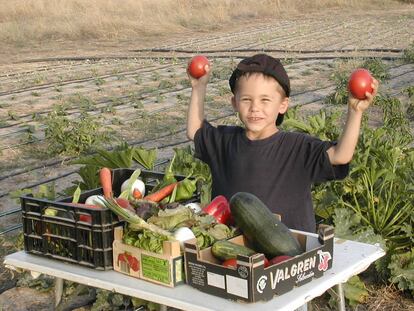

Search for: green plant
xmin=388 ymin=248 xmax=414 ymax=293
xmin=325 ymin=58 xmax=389 ymax=105
xmin=325 ymin=68 xmax=349 ymax=105
xmin=310 ymin=98 xmax=413 ymax=289
xmin=211 ymin=65 xmax=233 ymax=81
xmin=158 ymin=79 xmax=174 ymax=89
xmin=8 ymin=110 xmax=19 ymax=120
xmin=282 ymin=108 xmax=341 ymax=141
xmin=405 ymin=86 xmax=414 ymax=120
xmin=10 ymin=183 xmax=57 ymax=203
xmin=376 ymin=95 xmax=412 ymax=143
xmin=403 ymin=42 xmax=414 ymax=64
xmin=68 ymin=93 xmax=96 ymax=111
xmin=44 ymin=111 xmax=111 ymax=155
xmin=94 ymin=77 xmax=105 ymax=86
xmin=362 ymin=58 xmax=390 ymax=81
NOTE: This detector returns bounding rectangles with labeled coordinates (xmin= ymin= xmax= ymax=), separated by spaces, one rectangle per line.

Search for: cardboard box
xmin=184 ymin=225 xmax=334 ymax=303
xmin=112 ymin=226 xmax=185 ymax=287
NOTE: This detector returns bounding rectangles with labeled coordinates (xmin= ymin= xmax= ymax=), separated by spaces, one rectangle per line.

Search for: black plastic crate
xmin=21 ymin=168 xmax=200 ymax=270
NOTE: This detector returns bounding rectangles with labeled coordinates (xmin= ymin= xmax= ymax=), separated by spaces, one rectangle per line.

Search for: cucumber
xmin=229 ymin=192 xmax=302 ymax=258
xmin=211 ymin=240 xmax=256 ymax=261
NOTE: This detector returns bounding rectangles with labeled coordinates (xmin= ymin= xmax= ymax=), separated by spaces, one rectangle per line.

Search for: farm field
xmin=0 ymin=4 xmax=413 ymax=311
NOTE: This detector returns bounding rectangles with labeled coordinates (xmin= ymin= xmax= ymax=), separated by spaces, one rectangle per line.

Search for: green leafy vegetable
xmin=123 ymin=228 xmax=169 ymax=254
xmin=148 ymin=205 xmax=194 ymax=230
xmin=133 ymin=147 xmax=157 ymax=169
xmin=72 ymin=185 xmax=81 ymax=204
xmin=388 ymin=249 xmax=414 ymax=293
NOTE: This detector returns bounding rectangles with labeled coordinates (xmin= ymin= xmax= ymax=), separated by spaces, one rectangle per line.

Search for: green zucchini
xmin=229 ymin=192 xmax=302 ymax=258
xmin=211 ymin=240 xmax=256 ymax=261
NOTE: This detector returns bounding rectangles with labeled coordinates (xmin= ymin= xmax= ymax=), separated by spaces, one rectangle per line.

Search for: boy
xmin=186 ymin=54 xmax=378 ymax=233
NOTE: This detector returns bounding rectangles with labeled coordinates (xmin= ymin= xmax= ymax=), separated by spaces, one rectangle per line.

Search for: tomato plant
xmin=188 ymin=55 xmax=209 ymax=78
xmin=348 ymin=68 xmax=373 ymax=100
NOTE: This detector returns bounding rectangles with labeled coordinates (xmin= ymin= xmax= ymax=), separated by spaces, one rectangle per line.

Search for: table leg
xmin=336 ymin=283 xmax=346 ymax=311
xmin=55 ymin=277 xmax=64 ymax=307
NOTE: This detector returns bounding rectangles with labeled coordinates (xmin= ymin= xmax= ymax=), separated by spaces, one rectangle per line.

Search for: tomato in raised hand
xmin=348 ymin=68 xmax=373 ymax=100
xmin=188 ymin=55 xmax=209 ymax=79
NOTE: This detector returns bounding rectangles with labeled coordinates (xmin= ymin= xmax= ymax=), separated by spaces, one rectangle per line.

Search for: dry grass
xmin=364 ymin=284 xmax=414 ymax=311
xmin=0 ymin=0 xmax=405 ymax=46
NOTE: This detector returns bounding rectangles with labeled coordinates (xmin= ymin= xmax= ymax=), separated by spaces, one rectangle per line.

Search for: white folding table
xmin=4 ymin=238 xmax=384 ymax=311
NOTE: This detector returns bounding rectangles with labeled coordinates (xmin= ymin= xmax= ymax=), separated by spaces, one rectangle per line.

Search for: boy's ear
xmin=279 ymin=96 xmax=289 ymax=114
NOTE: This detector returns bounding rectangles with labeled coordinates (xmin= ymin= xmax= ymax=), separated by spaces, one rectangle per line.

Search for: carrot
xmin=132 ymin=188 xmax=142 ymax=200
xmin=143 ymin=182 xmax=178 ymax=202
xmin=100 ymin=167 xmax=113 ymax=198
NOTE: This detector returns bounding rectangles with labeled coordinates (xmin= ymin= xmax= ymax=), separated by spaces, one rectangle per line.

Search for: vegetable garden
xmin=1 ymin=8 xmax=413 ymax=311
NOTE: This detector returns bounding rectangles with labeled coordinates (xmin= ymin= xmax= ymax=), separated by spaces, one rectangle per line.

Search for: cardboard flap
xmin=183 ymin=238 xmax=198 ymax=250
xmin=317 ymin=225 xmax=334 ymax=241
xmin=114 ymin=226 xmax=124 ymax=241
xmin=163 ymin=240 xmax=181 ymax=257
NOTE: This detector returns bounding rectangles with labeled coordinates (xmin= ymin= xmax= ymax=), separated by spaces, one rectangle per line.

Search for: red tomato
xmin=188 ymin=55 xmax=209 ymax=79
xmin=268 ymin=255 xmax=292 ymax=266
xmin=79 ymin=214 xmax=92 ymax=223
xmin=222 ymin=258 xmax=238 ymax=268
xmin=348 ymin=68 xmax=373 ymax=100
xmin=264 ymin=257 xmax=270 ymax=268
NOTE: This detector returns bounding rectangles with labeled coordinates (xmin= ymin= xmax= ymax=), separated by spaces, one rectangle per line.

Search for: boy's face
xmin=231 ymin=73 xmax=289 ymax=140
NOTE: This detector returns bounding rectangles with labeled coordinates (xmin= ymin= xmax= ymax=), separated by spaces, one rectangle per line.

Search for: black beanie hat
xmin=229 ymin=54 xmax=290 ymax=125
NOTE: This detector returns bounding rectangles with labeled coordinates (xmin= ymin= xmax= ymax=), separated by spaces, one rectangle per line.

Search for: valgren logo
xmin=317 ymin=250 xmax=332 ymax=272
xmin=256 ymin=275 xmax=267 ymax=293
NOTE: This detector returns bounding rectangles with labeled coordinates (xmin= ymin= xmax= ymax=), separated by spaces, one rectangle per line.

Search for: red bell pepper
xmin=202 ymin=195 xmax=232 ymax=225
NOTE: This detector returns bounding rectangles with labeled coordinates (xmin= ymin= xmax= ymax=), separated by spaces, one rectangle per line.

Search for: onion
xmin=173 ymin=227 xmax=196 ymax=250
xmin=121 ymin=178 xmax=146 ymax=197
xmin=185 ymin=202 xmax=202 ymax=214
xmin=85 ymin=195 xmax=105 ymax=206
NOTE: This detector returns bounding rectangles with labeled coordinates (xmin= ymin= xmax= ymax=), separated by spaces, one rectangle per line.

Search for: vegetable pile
xmin=91 ymin=167 xmax=238 ymax=252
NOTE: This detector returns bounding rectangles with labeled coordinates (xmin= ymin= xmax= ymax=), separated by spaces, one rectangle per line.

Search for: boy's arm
xmin=186 ymin=64 xmax=211 ymax=141
xmin=327 ymin=79 xmax=379 ymax=165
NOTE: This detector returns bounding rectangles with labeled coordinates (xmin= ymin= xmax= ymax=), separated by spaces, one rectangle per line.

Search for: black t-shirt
xmin=194 ymin=120 xmax=349 ymax=233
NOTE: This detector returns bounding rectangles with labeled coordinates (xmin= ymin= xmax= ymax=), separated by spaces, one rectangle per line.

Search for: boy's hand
xmin=187 ymin=62 xmax=212 ymax=88
xmin=348 ymin=78 xmax=379 ymax=112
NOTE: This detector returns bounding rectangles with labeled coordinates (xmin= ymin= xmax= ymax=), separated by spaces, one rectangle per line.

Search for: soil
xmin=0 ymin=6 xmax=413 ymax=311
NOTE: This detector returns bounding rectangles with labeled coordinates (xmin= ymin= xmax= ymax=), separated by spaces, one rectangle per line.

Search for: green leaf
xmin=388 ymin=248 xmax=414 ymax=292
xmin=343 ymin=275 xmax=369 ymax=307
xmin=133 ymin=147 xmax=157 ymax=169
xmin=333 ymin=208 xmax=387 ymax=251
xmin=72 ymin=185 xmax=81 ymax=203
xmin=71 ymin=145 xmax=133 ymax=169
xmin=77 ymin=165 xmax=100 ymax=189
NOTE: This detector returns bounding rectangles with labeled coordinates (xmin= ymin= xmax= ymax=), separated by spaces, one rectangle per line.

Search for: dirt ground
xmin=0 ymin=6 xmax=413 ymax=310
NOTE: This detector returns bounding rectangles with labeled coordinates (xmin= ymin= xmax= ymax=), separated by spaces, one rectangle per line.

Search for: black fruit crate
xmin=21 ymin=168 xmax=199 ymax=270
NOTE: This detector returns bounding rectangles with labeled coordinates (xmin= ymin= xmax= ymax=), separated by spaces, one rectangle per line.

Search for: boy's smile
xmin=232 ymin=73 xmax=289 ymax=140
